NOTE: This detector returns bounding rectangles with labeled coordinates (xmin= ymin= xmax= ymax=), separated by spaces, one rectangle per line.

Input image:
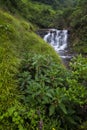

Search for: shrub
xmin=17 ymin=53 xmax=87 ymax=130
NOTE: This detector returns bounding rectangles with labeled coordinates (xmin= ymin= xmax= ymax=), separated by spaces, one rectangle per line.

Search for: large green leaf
xmin=49 ymin=104 xmax=55 ymax=116
xmin=59 ymin=103 xmax=67 ymax=114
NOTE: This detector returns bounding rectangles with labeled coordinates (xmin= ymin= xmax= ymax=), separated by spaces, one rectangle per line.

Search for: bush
xmin=17 ymin=53 xmax=87 ymax=130
xmin=70 ymin=55 xmax=87 ymax=86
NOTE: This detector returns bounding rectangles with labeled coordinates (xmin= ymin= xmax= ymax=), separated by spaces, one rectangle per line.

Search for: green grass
xmin=0 ymin=8 xmax=62 ymax=116
xmin=0 ymin=9 xmax=61 ymax=63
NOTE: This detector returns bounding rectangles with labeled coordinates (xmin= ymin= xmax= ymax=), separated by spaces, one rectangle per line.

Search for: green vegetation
xmin=0 ymin=9 xmax=61 ymax=61
xmin=0 ymin=0 xmax=55 ymax=28
xmin=69 ymin=0 xmax=87 ymax=54
xmin=53 ymin=0 xmax=87 ymax=54
xmin=0 ymin=0 xmax=87 ymax=130
xmin=31 ymin=0 xmax=77 ymax=9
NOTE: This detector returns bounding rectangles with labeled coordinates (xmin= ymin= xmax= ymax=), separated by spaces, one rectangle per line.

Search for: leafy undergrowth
xmin=0 ymin=52 xmax=87 ymax=130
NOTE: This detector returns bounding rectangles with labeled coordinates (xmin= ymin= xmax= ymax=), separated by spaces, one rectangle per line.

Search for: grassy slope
xmin=0 ymin=8 xmax=62 ymax=116
xmin=0 ymin=9 xmax=61 ymax=63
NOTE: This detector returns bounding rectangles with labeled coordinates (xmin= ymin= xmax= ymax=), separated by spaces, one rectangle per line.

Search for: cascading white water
xmin=44 ymin=29 xmax=71 ymax=59
xmin=44 ymin=29 xmax=67 ymax=50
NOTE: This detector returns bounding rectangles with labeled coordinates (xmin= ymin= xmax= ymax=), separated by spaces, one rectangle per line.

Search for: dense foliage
xmin=0 ymin=51 xmax=87 ymax=129
xmin=31 ymin=0 xmax=77 ymax=9
xmin=0 ymin=0 xmax=56 ymax=28
xmin=53 ymin=0 xmax=87 ymax=54
xmin=69 ymin=0 xmax=87 ymax=54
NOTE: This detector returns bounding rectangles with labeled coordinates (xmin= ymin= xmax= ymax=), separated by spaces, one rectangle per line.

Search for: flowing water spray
xmin=44 ymin=29 xmax=67 ymax=51
xmin=44 ymin=29 xmax=71 ymax=59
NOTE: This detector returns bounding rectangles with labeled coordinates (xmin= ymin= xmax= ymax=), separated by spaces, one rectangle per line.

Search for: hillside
xmin=0 ymin=7 xmax=62 ymax=130
xmin=0 ymin=10 xmax=61 ymax=61
xmin=0 ymin=0 xmax=77 ymax=28
xmin=0 ymin=0 xmax=56 ymax=28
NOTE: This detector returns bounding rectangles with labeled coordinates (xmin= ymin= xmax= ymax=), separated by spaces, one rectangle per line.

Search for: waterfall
xmin=44 ymin=29 xmax=68 ymax=54
xmin=43 ymin=29 xmax=72 ymax=60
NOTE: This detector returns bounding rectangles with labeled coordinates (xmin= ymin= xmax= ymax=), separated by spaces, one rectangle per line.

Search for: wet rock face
xmin=36 ymin=29 xmax=50 ymax=38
